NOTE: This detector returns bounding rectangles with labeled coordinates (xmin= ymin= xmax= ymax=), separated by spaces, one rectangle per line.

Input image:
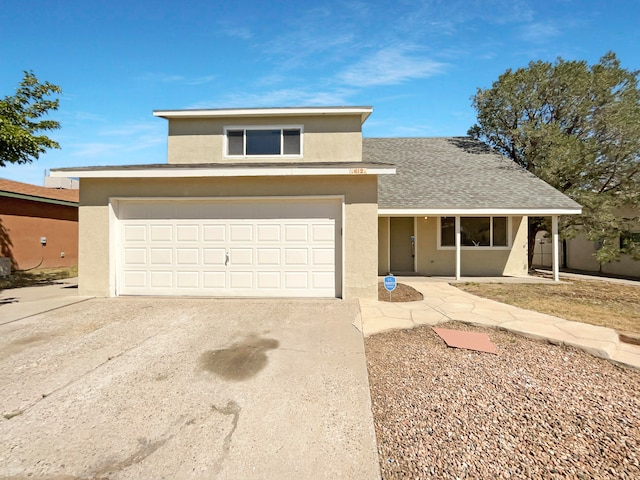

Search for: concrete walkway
xmin=0 ymin=278 xmax=92 ymax=325
xmin=360 ymin=277 xmax=640 ymax=371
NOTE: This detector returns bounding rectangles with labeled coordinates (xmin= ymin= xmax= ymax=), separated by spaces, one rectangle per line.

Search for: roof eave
xmin=153 ymin=106 xmax=373 ymax=124
xmin=378 ymin=208 xmax=582 ymax=216
xmin=50 ymin=164 xmax=395 ymax=179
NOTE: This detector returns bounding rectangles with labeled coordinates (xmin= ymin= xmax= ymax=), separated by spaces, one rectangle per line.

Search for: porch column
xmin=455 ymin=215 xmax=461 ymax=280
xmin=552 ymin=215 xmax=559 ymax=282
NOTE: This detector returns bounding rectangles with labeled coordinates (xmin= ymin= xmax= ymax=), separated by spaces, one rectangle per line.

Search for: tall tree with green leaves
xmin=0 ymin=71 xmax=62 ymax=167
xmin=469 ymin=52 xmax=640 ymax=266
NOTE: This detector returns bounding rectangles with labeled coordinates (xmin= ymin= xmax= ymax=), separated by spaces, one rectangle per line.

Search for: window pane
xmin=246 ymin=129 xmax=280 ymax=155
xmin=283 ymin=129 xmax=301 ymax=154
xmin=441 ymin=217 xmax=455 ymax=246
xmin=493 ymin=217 xmax=507 ymax=246
xmin=461 ymin=217 xmax=490 ymax=246
xmin=227 ymin=130 xmax=243 ymax=155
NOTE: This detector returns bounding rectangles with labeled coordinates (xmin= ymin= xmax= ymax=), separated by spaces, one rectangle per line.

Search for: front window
xmin=226 ymin=127 xmax=302 ymax=156
xmin=440 ymin=216 xmax=510 ymax=248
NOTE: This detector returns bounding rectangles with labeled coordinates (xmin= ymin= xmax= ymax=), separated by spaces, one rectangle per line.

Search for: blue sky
xmin=1 ymin=0 xmax=639 ymax=186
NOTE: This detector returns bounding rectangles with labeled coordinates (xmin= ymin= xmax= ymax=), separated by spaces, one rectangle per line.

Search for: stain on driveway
xmin=0 ymin=298 xmax=379 ymax=479
xmin=199 ymin=334 xmax=280 ymax=381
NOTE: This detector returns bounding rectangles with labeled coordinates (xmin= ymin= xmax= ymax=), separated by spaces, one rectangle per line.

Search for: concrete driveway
xmin=0 ymin=298 xmax=380 ymax=479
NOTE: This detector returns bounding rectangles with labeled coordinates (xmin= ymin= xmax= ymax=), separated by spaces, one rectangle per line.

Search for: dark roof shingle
xmin=365 ymin=137 xmax=581 ymax=211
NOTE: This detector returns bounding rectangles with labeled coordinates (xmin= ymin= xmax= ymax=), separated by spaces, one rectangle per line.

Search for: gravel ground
xmin=366 ymin=322 xmax=640 ymax=479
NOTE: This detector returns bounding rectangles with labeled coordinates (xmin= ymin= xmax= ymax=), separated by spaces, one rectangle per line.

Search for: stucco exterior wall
xmin=0 ymin=197 xmax=78 ymax=270
xmin=565 ymin=233 xmax=640 ymax=278
xmin=166 ymin=116 xmax=363 ymax=164
xmin=407 ymin=215 xmax=528 ymax=276
xmin=78 ymin=175 xmax=378 ymax=299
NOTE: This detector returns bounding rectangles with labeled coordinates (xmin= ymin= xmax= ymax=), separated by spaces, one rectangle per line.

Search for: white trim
xmin=552 ymin=215 xmax=560 ymax=282
xmin=379 ymin=208 xmax=581 ymax=216
xmin=51 ymin=165 xmax=396 ymax=178
xmin=437 ymin=216 xmax=513 ymax=250
xmin=455 ymin=216 xmax=461 ymax=280
xmin=413 ymin=216 xmax=418 ymax=273
xmin=153 ymin=106 xmax=373 ymax=123
xmin=223 ymin=124 xmax=304 ymax=159
xmin=386 ymin=217 xmax=391 ymax=275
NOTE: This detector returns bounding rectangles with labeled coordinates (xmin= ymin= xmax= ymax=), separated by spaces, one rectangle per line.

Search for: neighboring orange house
xmin=0 ymin=178 xmax=79 ymax=271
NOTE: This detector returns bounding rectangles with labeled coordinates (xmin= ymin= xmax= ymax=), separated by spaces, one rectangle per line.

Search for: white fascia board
xmin=50 ymin=165 xmax=395 ymax=179
xmin=153 ymin=107 xmax=373 ymax=123
xmin=378 ymin=207 xmax=582 ymax=216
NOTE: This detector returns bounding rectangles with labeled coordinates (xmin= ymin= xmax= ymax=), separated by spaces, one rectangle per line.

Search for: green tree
xmin=468 ymin=52 xmax=640 ymax=265
xmin=0 ymin=71 xmax=62 ymax=167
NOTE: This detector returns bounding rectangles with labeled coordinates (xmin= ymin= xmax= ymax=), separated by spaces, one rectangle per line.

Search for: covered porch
xmin=378 ymin=211 xmax=568 ymax=282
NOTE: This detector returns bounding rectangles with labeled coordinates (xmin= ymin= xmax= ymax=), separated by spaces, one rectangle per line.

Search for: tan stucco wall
xmin=566 ymin=233 xmax=640 ymax=277
xmin=78 ymin=175 xmax=378 ymax=299
xmin=406 ymin=216 xmax=529 ymax=276
xmin=166 ymin=116 xmax=363 ymax=164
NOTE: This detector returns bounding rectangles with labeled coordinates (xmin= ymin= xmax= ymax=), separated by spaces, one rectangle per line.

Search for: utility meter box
xmin=0 ymin=257 xmax=10 ymax=277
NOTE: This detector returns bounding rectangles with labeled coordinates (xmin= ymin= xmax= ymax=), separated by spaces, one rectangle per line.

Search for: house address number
xmin=349 ymin=167 xmax=367 ymax=174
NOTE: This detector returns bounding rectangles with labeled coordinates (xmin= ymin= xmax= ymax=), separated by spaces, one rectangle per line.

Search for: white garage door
xmin=115 ymin=198 xmax=341 ymax=297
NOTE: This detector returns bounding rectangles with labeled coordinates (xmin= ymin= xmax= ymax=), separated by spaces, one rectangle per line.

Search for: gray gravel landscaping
xmin=366 ymin=322 xmax=640 ymax=479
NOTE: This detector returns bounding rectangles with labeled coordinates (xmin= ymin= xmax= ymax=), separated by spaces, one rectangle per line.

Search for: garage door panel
xmin=150 ymin=248 xmax=172 ymax=265
xmin=150 ymin=225 xmax=172 ymax=242
xmin=285 ymin=224 xmax=308 ymax=242
xmin=124 ymin=225 xmax=146 ymax=242
xmin=203 ymin=248 xmax=226 ymax=265
xmin=285 ymin=271 xmax=308 ymax=289
xmin=177 ymin=271 xmax=199 ymax=288
xmin=203 ymin=225 xmax=226 ymax=242
xmin=256 ymin=248 xmax=280 ymax=265
xmin=312 ymin=272 xmax=334 ymax=289
xmin=203 ymin=271 xmax=226 ymax=288
xmin=256 ymin=224 xmax=281 ymax=242
xmin=124 ymin=248 xmax=147 ymax=265
xmin=150 ymin=271 xmax=172 ymax=288
xmin=285 ymin=249 xmax=308 ymax=265
xmin=177 ymin=248 xmax=199 ymax=265
xmin=117 ymin=200 xmax=340 ymax=297
xmin=124 ymin=271 xmax=146 ymax=288
xmin=230 ymin=224 xmax=252 ymax=242
xmin=257 ymin=271 xmax=280 ymax=289
xmin=312 ymin=224 xmax=334 ymax=242
xmin=312 ymin=248 xmax=334 ymax=265
xmin=230 ymin=271 xmax=253 ymax=288
xmin=177 ymin=225 xmax=199 ymax=242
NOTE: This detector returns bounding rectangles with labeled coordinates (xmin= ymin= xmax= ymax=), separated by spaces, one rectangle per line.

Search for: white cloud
xmin=136 ymin=73 xmax=217 ymax=86
xmin=191 ymin=87 xmax=357 ymax=109
xmin=519 ymin=22 xmax=561 ymax=43
xmin=338 ymin=46 xmax=447 ymax=87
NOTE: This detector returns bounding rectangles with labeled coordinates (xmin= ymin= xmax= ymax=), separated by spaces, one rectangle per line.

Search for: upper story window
xmin=225 ymin=126 xmax=302 ymax=157
xmin=439 ymin=216 xmax=510 ymax=248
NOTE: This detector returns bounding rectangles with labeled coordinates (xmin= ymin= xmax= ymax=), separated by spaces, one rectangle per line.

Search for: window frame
xmin=224 ymin=125 xmax=303 ymax=158
xmin=437 ymin=216 xmax=512 ymax=250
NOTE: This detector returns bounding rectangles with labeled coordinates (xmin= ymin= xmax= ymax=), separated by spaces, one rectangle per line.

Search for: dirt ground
xmin=378 ymin=282 xmax=423 ymax=302
xmin=456 ymin=279 xmax=640 ymax=335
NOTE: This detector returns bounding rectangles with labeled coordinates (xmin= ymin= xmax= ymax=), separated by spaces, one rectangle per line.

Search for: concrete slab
xmin=0 ymin=277 xmax=92 ymax=325
xmin=0 ymin=298 xmax=380 ymax=479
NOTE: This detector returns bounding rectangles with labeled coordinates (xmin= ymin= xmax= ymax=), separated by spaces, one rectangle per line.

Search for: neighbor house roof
xmin=365 ymin=137 xmax=582 ymax=215
xmin=0 ymin=178 xmax=79 ymax=207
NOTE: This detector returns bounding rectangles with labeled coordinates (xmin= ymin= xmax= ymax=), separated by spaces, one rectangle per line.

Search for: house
xmin=533 ymin=210 xmax=640 ymax=278
xmin=0 ymin=178 xmax=79 ymax=271
xmin=50 ymin=106 xmax=581 ymax=299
